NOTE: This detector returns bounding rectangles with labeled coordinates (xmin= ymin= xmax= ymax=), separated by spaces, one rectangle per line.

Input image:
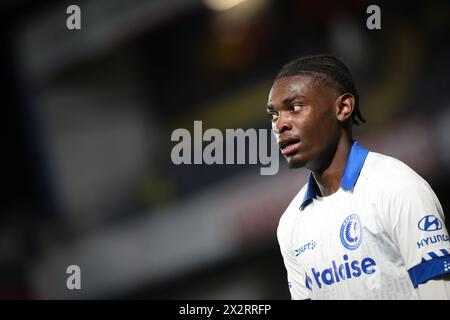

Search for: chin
xmin=286 ymin=154 xmax=308 ymax=169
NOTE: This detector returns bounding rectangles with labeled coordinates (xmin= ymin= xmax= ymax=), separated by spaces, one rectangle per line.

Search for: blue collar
xmin=300 ymin=141 xmax=369 ymax=210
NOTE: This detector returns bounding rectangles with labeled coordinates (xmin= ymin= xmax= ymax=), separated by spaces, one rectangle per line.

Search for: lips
xmin=279 ymin=137 xmax=301 ymax=156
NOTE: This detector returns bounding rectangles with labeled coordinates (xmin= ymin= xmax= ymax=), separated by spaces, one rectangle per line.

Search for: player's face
xmin=267 ymin=75 xmax=341 ymax=170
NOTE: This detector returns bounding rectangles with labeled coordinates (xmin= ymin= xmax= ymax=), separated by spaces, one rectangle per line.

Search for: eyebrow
xmin=266 ymin=94 xmax=307 ymax=111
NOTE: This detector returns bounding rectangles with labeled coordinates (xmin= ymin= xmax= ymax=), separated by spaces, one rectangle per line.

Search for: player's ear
xmin=336 ymin=93 xmax=355 ymax=123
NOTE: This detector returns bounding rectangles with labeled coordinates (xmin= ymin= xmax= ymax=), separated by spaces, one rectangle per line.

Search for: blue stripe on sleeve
xmin=407 ymin=256 xmax=450 ymax=288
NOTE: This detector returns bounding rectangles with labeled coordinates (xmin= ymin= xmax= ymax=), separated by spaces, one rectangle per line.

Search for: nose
xmin=274 ymin=111 xmax=292 ymax=134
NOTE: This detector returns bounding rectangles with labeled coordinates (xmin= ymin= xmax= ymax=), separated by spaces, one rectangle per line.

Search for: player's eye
xmin=290 ymin=104 xmax=303 ymax=112
xmin=267 ymin=111 xmax=279 ymax=121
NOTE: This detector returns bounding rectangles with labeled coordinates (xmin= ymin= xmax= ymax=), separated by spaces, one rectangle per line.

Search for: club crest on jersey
xmin=340 ymin=214 xmax=363 ymax=250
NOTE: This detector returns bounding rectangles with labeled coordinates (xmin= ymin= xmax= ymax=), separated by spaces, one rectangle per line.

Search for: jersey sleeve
xmin=383 ymin=180 xmax=450 ymax=288
xmin=277 ymin=217 xmax=312 ymax=300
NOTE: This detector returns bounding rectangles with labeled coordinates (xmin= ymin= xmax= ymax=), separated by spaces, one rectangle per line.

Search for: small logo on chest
xmin=294 ymin=240 xmax=316 ymax=257
xmin=340 ymin=214 xmax=363 ymax=250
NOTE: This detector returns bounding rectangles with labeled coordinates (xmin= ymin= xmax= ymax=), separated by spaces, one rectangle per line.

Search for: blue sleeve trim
xmin=407 ymin=255 xmax=450 ymax=288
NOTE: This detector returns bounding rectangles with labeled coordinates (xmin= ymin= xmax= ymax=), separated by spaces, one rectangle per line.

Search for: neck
xmin=312 ymin=134 xmax=353 ymax=197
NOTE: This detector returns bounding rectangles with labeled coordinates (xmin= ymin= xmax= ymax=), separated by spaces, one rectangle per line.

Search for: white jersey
xmin=277 ymin=141 xmax=450 ymax=299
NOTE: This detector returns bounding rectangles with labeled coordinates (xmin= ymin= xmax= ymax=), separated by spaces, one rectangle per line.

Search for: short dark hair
xmin=275 ymin=54 xmax=366 ymax=125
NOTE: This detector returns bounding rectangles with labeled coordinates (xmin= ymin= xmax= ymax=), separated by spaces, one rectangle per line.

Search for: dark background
xmin=1 ymin=0 xmax=450 ymax=299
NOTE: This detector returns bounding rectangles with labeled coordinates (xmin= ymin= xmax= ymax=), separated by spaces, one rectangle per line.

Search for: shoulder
xmin=362 ymin=151 xmax=433 ymax=194
xmin=361 ymin=151 xmax=441 ymax=218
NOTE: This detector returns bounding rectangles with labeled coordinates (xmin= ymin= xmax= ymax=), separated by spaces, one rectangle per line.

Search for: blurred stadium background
xmin=1 ymin=0 xmax=450 ymax=299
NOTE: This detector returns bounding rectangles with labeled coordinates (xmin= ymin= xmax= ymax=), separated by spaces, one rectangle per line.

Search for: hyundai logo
xmin=418 ymin=215 xmax=442 ymax=232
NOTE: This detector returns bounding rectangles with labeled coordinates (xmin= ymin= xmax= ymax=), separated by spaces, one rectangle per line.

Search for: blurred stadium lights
xmin=14 ymin=0 xmax=202 ymax=83
xmin=203 ymin=0 xmax=251 ymax=11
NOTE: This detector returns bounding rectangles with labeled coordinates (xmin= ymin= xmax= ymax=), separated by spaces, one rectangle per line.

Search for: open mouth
xmin=279 ymin=138 xmax=301 ymax=156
